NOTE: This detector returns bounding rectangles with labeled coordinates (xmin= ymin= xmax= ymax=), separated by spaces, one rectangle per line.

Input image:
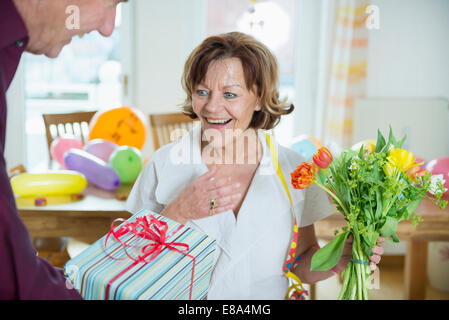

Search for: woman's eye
xmin=196 ymin=90 xmax=209 ymax=97
xmin=224 ymin=92 xmax=237 ymax=99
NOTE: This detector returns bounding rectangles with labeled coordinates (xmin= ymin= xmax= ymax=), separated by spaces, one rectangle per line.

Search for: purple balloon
xmin=63 ymin=149 xmax=121 ymax=190
xmin=84 ymin=139 xmax=118 ymax=162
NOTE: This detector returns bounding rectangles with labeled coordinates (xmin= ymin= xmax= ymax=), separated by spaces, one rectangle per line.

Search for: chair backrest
xmin=149 ymin=112 xmax=197 ymax=150
xmin=42 ymin=111 xmax=97 ymax=161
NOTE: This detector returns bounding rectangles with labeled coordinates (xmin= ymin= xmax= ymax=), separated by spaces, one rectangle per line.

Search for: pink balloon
xmin=50 ymin=136 xmax=83 ymax=167
xmin=84 ymin=139 xmax=118 ymax=162
xmin=425 ymin=157 xmax=449 ymax=196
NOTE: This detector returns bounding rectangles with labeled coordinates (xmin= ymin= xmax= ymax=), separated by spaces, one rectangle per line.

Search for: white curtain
xmin=320 ymin=0 xmax=371 ymax=148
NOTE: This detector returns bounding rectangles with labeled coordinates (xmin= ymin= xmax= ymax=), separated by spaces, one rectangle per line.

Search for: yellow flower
xmin=383 ymin=161 xmax=395 ymax=177
xmin=385 ymin=148 xmax=418 ymax=175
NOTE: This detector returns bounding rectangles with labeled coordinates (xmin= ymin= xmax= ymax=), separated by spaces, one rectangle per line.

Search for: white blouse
xmin=126 ymin=123 xmax=333 ymax=300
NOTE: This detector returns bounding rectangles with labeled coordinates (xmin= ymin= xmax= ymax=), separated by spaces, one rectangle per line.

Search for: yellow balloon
xmin=11 ymin=170 xmax=87 ymax=197
xmin=351 ymin=139 xmax=376 ymax=154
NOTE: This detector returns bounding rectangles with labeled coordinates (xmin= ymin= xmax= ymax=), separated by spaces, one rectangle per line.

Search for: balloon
xmin=84 ymin=139 xmax=118 ymax=162
xmin=50 ymin=136 xmax=83 ymax=167
xmin=425 ymin=157 xmax=449 ymax=196
xmin=88 ymin=106 xmax=148 ymax=150
xmin=64 ymin=149 xmax=121 ymax=190
xmin=289 ymin=135 xmax=324 ymax=160
xmin=351 ymin=139 xmax=376 ymax=154
xmin=109 ymin=146 xmax=143 ymax=184
xmin=10 ymin=170 xmax=87 ymax=197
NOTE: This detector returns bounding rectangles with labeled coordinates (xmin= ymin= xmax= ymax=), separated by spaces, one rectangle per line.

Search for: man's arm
xmin=0 ymin=0 xmax=82 ymax=300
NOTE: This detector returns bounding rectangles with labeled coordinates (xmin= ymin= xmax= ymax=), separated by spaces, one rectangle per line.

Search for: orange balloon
xmin=88 ymin=106 xmax=148 ymax=150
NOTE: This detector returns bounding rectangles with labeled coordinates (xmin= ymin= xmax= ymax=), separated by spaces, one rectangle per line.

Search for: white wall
xmin=134 ymin=0 xmax=207 ymax=157
xmin=364 ymin=0 xmax=449 ymax=256
xmin=367 ymin=0 xmax=449 ymax=99
xmin=5 ymin=59 xmax=26 ymax=171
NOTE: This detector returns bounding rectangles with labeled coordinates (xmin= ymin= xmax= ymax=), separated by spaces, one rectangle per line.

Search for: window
xmin=24 ymin=4 xmax=129 ymax=170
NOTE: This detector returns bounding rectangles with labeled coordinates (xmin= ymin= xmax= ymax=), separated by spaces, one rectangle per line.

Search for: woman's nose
xmin=204 ymin=93 xmax=224 ymax=112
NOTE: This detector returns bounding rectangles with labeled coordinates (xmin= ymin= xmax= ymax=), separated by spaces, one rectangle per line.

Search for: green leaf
xmin=379 ymin=216 xmax=398 ymax=239
xmin=406 ymin=198 xmax=422 ymax=217
xmin=385 ymin=125 xmax=396 ymax=150
xmin=374 ymin=129 xmax=386 ymax=153
xmin=391 ymin=232 xmax=399 ymax=242
xmin=397 ymin=135 xmax=407 ymax=149
xmin=374 ymin=189 xmax=383 ymax=220
xmin=311 ymin=231 xmax=350 ymax=271
xmin=358 ymin=145 xmax=364 ymax=158
xmin=318 ymin=169 xmax=327 ymax=185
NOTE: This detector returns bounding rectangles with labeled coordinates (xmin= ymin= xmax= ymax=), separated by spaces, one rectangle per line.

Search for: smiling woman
xmin=125 ymin=32 xmax=350 ymax=300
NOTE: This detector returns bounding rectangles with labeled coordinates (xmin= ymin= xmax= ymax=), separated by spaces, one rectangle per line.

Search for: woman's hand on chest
xmin=160 ymin=166 xmax=242 ymax=224
xmin=212 ymin=164 xmax=259 ymax=217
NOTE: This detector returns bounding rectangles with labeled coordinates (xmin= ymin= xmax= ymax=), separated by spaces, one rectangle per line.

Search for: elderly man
xmin=0 ymin=0 xmax=124 ymax=299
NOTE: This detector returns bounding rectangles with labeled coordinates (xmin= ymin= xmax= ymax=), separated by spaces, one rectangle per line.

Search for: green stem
xmin=349 ymin=263 xmax=356 ymax=300
xmin=313 ymin=180 xmax=350 ymax=216
xmin=354 ymin=243 xmax=363 ymax=299
xmin=338 ymin=263 xmax=351 ymax=300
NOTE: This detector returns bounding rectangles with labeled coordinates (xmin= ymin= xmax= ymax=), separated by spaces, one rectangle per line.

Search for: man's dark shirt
xmin=0 ymin=0 xmax=82 ymax=299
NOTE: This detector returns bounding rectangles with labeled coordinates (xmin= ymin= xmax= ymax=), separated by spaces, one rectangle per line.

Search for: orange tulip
xmin=313 ymin=147 xmax=333 ymax=169
xmin=291 ymin=162 xmax=314 ymax=189
xmin=406 ymin=165 xmax=428 ymax=180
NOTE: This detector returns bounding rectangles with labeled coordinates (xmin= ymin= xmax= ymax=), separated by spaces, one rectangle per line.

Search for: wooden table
xmin=16 ymin=183 xmax=133 ymax=243
xmin=314 ymin=198 xmax=449 ymax=300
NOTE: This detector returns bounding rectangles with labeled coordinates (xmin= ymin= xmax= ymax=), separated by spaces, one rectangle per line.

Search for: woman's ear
xmin=254 ymin=97 xmax=262 ymax=111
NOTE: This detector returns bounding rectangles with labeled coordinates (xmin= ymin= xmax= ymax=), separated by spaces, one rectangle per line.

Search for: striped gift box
xmin=64 ymin=210 xmax=217 ymax=300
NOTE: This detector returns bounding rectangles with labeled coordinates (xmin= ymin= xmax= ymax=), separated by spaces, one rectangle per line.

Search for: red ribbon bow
xmin=103 ymin=215 xmax=196 ymax=300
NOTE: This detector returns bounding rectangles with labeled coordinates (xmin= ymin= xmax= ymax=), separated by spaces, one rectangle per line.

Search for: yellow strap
xmin=265 ymin=133 xmax=306 ymax=299
xmin=265 ymin=133 xmax=293 ymax=207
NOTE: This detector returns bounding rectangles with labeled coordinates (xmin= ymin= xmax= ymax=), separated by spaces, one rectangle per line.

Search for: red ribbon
xmin=103 ymin=215 xmax=196 ymax=300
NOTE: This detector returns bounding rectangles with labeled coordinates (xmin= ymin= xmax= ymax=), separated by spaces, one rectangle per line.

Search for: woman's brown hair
xmin=181 ymin=32 xmax=294 ymax=130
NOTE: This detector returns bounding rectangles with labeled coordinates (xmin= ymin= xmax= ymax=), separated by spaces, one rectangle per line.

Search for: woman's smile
xmin=205 ymin=117 xmax=233 ymax=130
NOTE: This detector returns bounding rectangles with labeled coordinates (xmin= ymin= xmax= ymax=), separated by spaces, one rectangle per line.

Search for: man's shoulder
xmin=0 ymin=0 xmax=29 ymax=50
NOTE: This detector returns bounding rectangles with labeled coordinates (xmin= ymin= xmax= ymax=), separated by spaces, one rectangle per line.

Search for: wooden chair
xmin=42 ymin=111 xmax=97 ymax=162
xmin=149 ymin=112 xmax=197 ymax=150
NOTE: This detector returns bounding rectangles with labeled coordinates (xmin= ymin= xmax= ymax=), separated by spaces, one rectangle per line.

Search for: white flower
xmin=429 ymin=174 xmax=447 ymax=195
xmin=349 ymin=156 xmax=360 ymax=170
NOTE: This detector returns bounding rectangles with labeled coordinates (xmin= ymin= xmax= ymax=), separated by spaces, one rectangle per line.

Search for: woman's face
xmin=192 ymin=57 xmax=261 ymax=148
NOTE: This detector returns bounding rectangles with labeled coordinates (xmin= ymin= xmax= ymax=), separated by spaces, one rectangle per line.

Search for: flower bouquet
xmin=290 ymin=127 xmax=447 ymax=300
